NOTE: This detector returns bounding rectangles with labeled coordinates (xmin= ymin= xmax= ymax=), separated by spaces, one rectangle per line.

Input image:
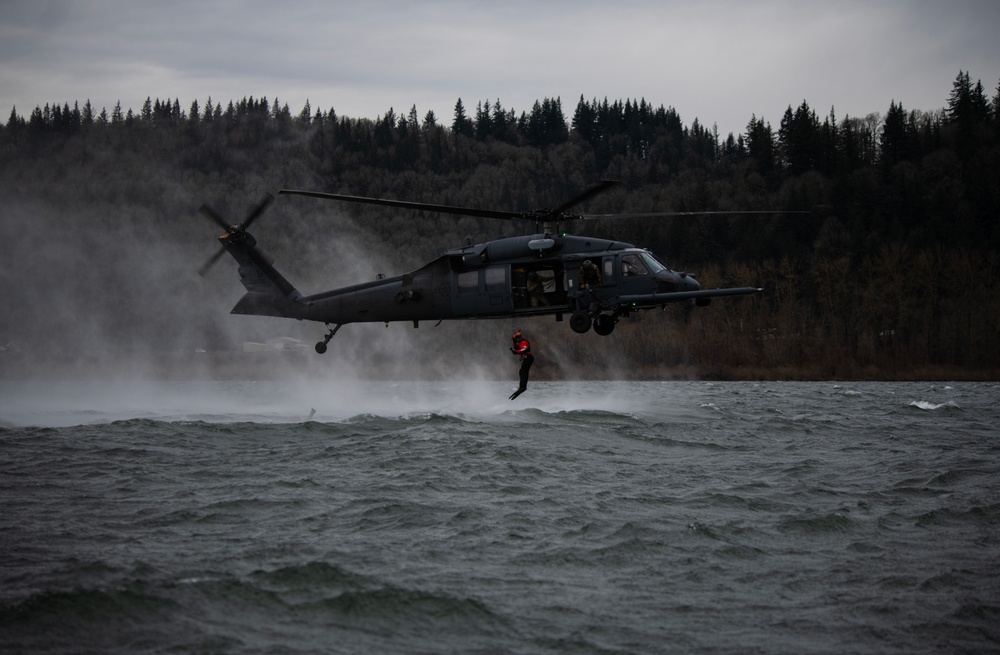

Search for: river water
xmin=1 ymin=380 xmax=998 ymax=653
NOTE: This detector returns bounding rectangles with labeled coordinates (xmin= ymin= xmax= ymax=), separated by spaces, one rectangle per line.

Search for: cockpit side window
xmin=640 ymin=252 xmax=667 ymax=274
xmin=621 ymin=254 xmax=648 ymax=276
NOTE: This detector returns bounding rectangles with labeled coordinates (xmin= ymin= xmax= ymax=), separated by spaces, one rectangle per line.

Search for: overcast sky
xmin=2 ymin=0 xmax=998 ymax=138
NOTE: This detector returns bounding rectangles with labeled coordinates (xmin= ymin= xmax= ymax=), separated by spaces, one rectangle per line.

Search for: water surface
xmin=2 ymin=381 xmax=998 ymax=653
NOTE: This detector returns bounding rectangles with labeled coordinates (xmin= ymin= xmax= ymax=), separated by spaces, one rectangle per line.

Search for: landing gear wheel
xmin=594 ymin=314 xmax=616 ymax=336
xmin=570 ymin=311 xmax=592 ymax=334
xmin=315 ymin=323 xmax=342 ymax=355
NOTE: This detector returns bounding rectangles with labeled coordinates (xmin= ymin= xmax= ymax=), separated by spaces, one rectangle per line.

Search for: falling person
xmin=508 ymin=330 xmax=534 ymax=401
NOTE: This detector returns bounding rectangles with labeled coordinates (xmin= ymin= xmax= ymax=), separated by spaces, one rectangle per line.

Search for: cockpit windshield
xmin=640 ymin=251 xmax=668 ymax=273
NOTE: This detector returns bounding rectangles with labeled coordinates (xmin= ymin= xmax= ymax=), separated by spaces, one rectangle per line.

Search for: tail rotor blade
xmin=197 ymin=192 xmax=274 ymax=277
xmin=199 ymin=204 xmax=230 ymax=231
xmin=197 ymin=246 xmax=227 ymax=277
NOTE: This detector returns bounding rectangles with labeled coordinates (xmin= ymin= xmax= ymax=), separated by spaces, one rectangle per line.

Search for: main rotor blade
xmin=242 ymin=192 xmax=276 ymax=229
xmin=279 ymin=189 xmax=523 ymax=221
xmin=280 ymin=183 xmax=801 ymax=224
xmin=548 ymin=180 xmax=619 ymax=218
xmin=578 ymin=210 xmax=811 ymax=220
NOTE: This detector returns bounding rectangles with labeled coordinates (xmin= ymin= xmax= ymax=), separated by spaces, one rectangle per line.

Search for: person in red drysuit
xmin=509 ymin=330 xmax=534 ymax=401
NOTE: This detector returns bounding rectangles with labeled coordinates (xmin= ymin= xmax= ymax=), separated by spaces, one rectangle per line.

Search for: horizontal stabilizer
xmin=231 ymin=292 xmax=306 ymax=319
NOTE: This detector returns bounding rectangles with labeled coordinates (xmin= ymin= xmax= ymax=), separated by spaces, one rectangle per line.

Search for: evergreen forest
xmin=2 ymin=70 xmax=999 ymax=380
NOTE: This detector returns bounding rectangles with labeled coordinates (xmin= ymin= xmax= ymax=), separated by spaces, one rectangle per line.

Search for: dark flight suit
xmin=509 ymin=335 xmax=534 ymax=400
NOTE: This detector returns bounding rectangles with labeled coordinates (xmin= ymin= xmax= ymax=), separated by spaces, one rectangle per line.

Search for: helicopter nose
xmin=679 ymin=272 xmax=701 ymax=292
xmin=657 ymin=271 xmax=701 ymax=293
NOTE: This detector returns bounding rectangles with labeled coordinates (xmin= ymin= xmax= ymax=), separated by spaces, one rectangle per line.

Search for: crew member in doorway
xmin=527 ymin=271 xmax=550 ymax=307
xmin=509 ymin=330 xmax=534 ymax=401
xmin=579 ymin=259 xmax=602 ymax=289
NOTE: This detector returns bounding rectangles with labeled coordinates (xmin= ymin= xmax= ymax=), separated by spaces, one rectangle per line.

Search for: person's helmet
xmin=583 ymin=260 xmax=592 ymax=267
xmin=512 ymin=330 xmax=522 ymax=339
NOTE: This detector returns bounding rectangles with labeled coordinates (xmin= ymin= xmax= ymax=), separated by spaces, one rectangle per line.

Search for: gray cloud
xmin=2 ymin=0 xmax=998 ymax=136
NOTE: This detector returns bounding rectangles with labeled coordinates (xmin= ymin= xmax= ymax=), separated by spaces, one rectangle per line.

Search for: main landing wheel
xmin=315 ymin=342 xmax=328 ymax=354
xmin=570 ymin=311 xmax=592 ymax=334
xmin=594 ymin=314 xmax=616 ymax=336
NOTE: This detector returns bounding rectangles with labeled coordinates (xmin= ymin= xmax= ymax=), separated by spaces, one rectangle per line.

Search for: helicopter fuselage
xmin=200 ymin=183 xmax=763 ymax=352
xmin=224 ymin=231 xmax=756 ymax=342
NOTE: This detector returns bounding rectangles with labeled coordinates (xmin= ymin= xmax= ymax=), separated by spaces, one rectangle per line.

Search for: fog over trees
xmin=2 ymin=70 xmax=998 ymax=379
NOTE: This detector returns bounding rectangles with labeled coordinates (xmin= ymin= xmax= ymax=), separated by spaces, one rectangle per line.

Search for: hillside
xmin=2 ymin=71 xmax=998 ymax=380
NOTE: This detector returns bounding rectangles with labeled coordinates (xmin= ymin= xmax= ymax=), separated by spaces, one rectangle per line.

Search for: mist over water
xmin=2 ymin=189 xmax=637 ymax=385
xmin=0 ymin=378 xmax=648 ymax=428
xmin=0 ymin=184 xmax=455 ymax=368
xmin=2 ymin=380 xmax=998 ymax=653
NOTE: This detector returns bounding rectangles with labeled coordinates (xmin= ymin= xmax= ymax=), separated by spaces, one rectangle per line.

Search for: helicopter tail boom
xmin=220 ymin=230 xmax=308 ymax=320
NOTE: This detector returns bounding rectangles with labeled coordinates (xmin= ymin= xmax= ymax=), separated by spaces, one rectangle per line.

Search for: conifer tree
xmin=82 ymin=100 xmax=94 ymax=126
xmin=880 ymin=100 xmax=913 ymax=166
xmin=452 ymin=98 xmax=473 ymax=138
xmin=572 ymin=95 xmax=597 ymax=144
xmin=947 ymin=70 xmax=990 ymax=124
xmin=746 ymin=114 xmax=776 ymax=174
xmin=993 ymin=79 xmax=1000 ymax=123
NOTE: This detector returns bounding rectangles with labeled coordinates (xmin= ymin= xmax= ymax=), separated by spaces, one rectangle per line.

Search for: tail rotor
xmin=197 ymin=193 xmax=275 ymax=277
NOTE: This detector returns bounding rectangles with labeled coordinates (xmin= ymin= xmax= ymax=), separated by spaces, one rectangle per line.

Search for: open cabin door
xmin=511 ymin=263 xmax=568 ymax=313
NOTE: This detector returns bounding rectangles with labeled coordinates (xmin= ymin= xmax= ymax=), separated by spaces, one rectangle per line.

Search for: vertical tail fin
xmin=221 ymin=229 xmax=306 ymax=319
xmin=197 ymin=194 xmax=308 ymax=320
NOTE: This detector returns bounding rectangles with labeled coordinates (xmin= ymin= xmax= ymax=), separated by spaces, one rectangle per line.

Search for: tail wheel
xmin=315 ymin=323 xmax=342 ymax=354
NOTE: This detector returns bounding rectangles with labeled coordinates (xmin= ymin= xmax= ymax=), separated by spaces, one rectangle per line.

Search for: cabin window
xmin=603 ymin=258 xmax=615 ymax=284
xmin=485 ymin=266 xmax=506 ymax=291
xmin=457 ymin=270 xmax=479 ymax=295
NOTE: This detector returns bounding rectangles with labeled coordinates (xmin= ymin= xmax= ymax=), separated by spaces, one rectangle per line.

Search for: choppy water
xmin=1 ymin=380 xmax=998 ymax=654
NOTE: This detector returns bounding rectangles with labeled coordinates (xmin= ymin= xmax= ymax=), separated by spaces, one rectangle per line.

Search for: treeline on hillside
xmin=1 ymin=70 xmax=998 ymax=378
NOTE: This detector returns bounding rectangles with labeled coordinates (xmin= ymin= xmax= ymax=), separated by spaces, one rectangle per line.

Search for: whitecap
xmin=909 ymin=400 xmax=960 ymax=411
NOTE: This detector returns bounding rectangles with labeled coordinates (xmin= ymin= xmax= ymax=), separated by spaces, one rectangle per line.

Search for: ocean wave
xmin=915 ymin=503 xmax=1000 ymax=528
xmin=0 ymin=584 xmax=181 ymax=652
xmin=777 ymin=511 xmax=855 ymax=534
xmin=909 ymin=400 xmax=962 ymax=411
xmin=0 ymin=563 xmax=511 ymax=653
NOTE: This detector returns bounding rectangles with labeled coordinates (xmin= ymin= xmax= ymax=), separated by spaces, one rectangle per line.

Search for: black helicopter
xmin=198 ymin=181 xmax=763 ymax=354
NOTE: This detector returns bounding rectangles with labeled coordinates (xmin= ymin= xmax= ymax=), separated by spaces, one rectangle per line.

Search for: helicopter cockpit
xmin=621 ymin=250 xmax=669 ymax=276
